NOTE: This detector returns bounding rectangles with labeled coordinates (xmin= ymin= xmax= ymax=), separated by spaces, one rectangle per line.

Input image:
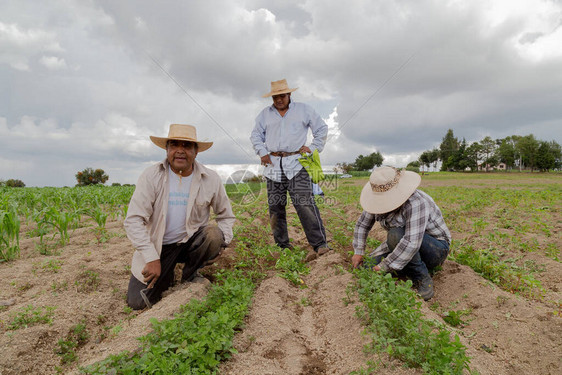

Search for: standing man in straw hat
xmin=251 ymin=79 xmax=330 ymax=259
xmin=124 ymin=124 xmax=235 ymax=310
xmin=352 ymin=166 xmax=451 ymax=300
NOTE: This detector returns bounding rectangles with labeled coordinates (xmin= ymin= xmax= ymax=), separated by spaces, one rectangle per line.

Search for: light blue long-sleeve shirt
xmin=250 ymin=101 xmax=328 ymax=182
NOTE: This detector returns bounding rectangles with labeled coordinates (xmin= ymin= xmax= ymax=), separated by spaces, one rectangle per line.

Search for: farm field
xmin=0 ymin=172 xmax=560 ymax=374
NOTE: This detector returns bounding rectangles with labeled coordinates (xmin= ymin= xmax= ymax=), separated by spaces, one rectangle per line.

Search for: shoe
xmin=317 ymin=246 xmax=331 ymax=256
xmin=305 ymin=250 xmax=318 ymax=262
xmin=414 ymin=274 xmax=434 ymax=301
xmin=183 ymin=270 xmax=204 ymax=283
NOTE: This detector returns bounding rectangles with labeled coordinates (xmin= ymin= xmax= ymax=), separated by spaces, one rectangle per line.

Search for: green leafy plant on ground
xmin=0 ymin=205 xmax=21 ymax=262
xmin=353 ymin=269 xmax=471 ymax=374
xmin=87 ymin=205 xmax=109 ymax=243
xmin=8 ymin=304 xmax=56 ymax=330
xmin=41 ymin=259 xmax=63 ymax=273
xmin=75 ymin=269 xmax=101 ymax=293
xmin=55 ymin=322 xmax=90 ymax=364
xmin=275 ymin=247 xmax=310 ymax=286
xmin=80 ymin=271 xmax=254 ymax=374
xmin=450 ymin=242 xmax=544 ymax=299
xmin=442 ymin=309 xmax=471 ymax=327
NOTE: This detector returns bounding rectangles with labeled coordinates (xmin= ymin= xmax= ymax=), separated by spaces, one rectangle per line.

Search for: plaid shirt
xmin=352 ymin=190 xmax=451 ymax=272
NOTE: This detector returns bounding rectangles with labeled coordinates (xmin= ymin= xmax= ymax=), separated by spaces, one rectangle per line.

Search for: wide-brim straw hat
xmin=150 ymin=124 xmax=213 ymax=152
xmin=360 ymin=166 xmax=421 ymax=214
xmin=262 ymin=79 xmax=298 ymax=98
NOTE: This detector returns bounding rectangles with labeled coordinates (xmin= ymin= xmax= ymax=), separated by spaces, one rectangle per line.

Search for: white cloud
xmin=0 ymin=22 xmax=63 ymax=71
xmin=0 ymin=0 xmax=561 ymax=187
xmin=39 ymin=55 xmax=67 ymax=70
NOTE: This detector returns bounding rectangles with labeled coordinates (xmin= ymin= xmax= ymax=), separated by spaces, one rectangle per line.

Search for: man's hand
xmin=260 ymin=154 xmax=272 ymax=166
xmin=142 ymin=259 xmax=161 ymax=288
xmin=351 ymin=254 xmax=364 ymax=268
xmin=299 ymin=145 xmax=312 ymax=154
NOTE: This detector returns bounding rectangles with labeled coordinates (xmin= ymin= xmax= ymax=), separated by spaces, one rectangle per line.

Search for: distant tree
xmin=552 ymin=141 xmax=562 ymax=169
xmin=479 ymin=136 xmax=498 ymax=171
xmin=429 ymin=148 xmax=440 ymax=171
xmin=439 ymin=129 xmax=459 ymax=171
xmin=418 ymin=151 xmax=431 ymax=172
xmin=406 ymin=161 xmax=420 ymax=173
xmin=464 ymin=142 xmax=481 ymax=171
xmin=334 ymin=162 xmax=354 ymax=174
xmin=5 ymin=179 xmax=25 ymax=187
xmin=448 ymin=138 xmax=468 ymax=171
xmin=496 ymin=136 xmax=520 ymax=169
xmin=76 ymin=168 xmax=109 ymax=186
xmin=353 ymin=151 xmax=384 ymax=171
xmin=516 ymin=135 xmax=539 ymax=171
xmin=536 ymin=140 xmax=561 ymax=171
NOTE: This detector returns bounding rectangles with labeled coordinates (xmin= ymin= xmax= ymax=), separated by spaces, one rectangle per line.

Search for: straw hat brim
xmin=262 ymin=87 xmax=298 ymax=98
xmin=359 ymin=170 xmax=421 ymax=214
xmin=149 ymin=136 xmax=213 ymax=152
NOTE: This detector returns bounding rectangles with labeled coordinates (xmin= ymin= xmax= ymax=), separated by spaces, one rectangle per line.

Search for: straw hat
xmin=150 ymin=124 xmax=213 ymax=152
xmin=360 ymin=166 xmax=421 ymax=214
xmin=262 ymin=79 xmax=298 ymax=98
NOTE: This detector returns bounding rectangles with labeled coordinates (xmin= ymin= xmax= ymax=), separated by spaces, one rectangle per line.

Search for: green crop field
xmin=0 ymin=172 xmax=560 ymax=374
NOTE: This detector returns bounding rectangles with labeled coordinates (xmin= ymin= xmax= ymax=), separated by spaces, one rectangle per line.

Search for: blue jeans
xmin=266 ymin=167 xmax=327 ymax=250
xmin=372 ymin=227 xmax=449 ymax=281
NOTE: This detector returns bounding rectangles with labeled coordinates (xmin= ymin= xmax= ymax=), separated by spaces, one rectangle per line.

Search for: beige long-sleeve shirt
xmin=124 ymin=159 xmax=235 ymax=283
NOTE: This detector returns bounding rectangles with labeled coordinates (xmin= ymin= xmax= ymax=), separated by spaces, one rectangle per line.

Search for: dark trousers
xmin=373 ymin=227 xmax=449 ymax=281
xmin=126 ymin=225 xmax=224 ymax=310
xmin=266 ymin=167 xmax=327 ymax=250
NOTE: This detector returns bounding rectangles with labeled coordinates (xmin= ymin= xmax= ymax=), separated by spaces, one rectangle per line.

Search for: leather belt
xmin=270 ymin=151 xmax=300 ymax=157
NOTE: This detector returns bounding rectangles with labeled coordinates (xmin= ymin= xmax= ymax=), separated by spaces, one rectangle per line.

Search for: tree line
xmin=419 ymin=129 xmax=561 ymax=172
xmin=336 ymin=151 xmax=384 ymax=173
xmin=335 ymin=129 xmax=561 ymax=174
xmin=1 ymin=168 xmax=110 ymax=189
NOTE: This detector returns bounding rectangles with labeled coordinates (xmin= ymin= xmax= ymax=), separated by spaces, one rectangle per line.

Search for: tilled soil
xmin=0 ymin=175 xmax=561 ymax=374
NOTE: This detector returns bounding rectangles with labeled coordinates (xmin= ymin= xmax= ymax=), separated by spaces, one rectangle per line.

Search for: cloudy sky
xmin=1 ymin=0 xmax=561 ymax=187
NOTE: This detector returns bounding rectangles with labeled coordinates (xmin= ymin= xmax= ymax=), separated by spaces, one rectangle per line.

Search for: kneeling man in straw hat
xmin=124 ymin=124 xmax=235 ymax=309
xmin=352 ymin=166 xmax=451 ymax=300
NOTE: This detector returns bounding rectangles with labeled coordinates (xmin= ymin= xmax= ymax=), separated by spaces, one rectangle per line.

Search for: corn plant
xmin=43 ymin=206 xmax=79 ymax=245
xmin=87 ymin=205 xmax=109 ymax=243
xmin=0 ymin=205 xmax=21 ymax=262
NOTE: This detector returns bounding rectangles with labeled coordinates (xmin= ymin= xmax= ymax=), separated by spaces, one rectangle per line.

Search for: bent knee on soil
xmin=203 ymin=226 xmax=224 ymax=245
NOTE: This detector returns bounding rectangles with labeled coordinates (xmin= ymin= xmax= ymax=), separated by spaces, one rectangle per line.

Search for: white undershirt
xmin=162 ymin=166 xmax=193 ymax=245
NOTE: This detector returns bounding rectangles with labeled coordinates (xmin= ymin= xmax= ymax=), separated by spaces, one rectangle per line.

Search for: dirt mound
xmin=75 ymin=278 xmax=211 ymax=372
xmin=1 ymin=174 xmax=560 ymax=374
xmin=221 ymin=252 xmax=421 ymax=375
xmin=433 ymin=261 xmax=561 ymax=375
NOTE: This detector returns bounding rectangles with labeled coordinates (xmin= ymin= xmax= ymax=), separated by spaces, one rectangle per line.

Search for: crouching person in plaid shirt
xmin=351 ymin=166 xmax=451 ymax=300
